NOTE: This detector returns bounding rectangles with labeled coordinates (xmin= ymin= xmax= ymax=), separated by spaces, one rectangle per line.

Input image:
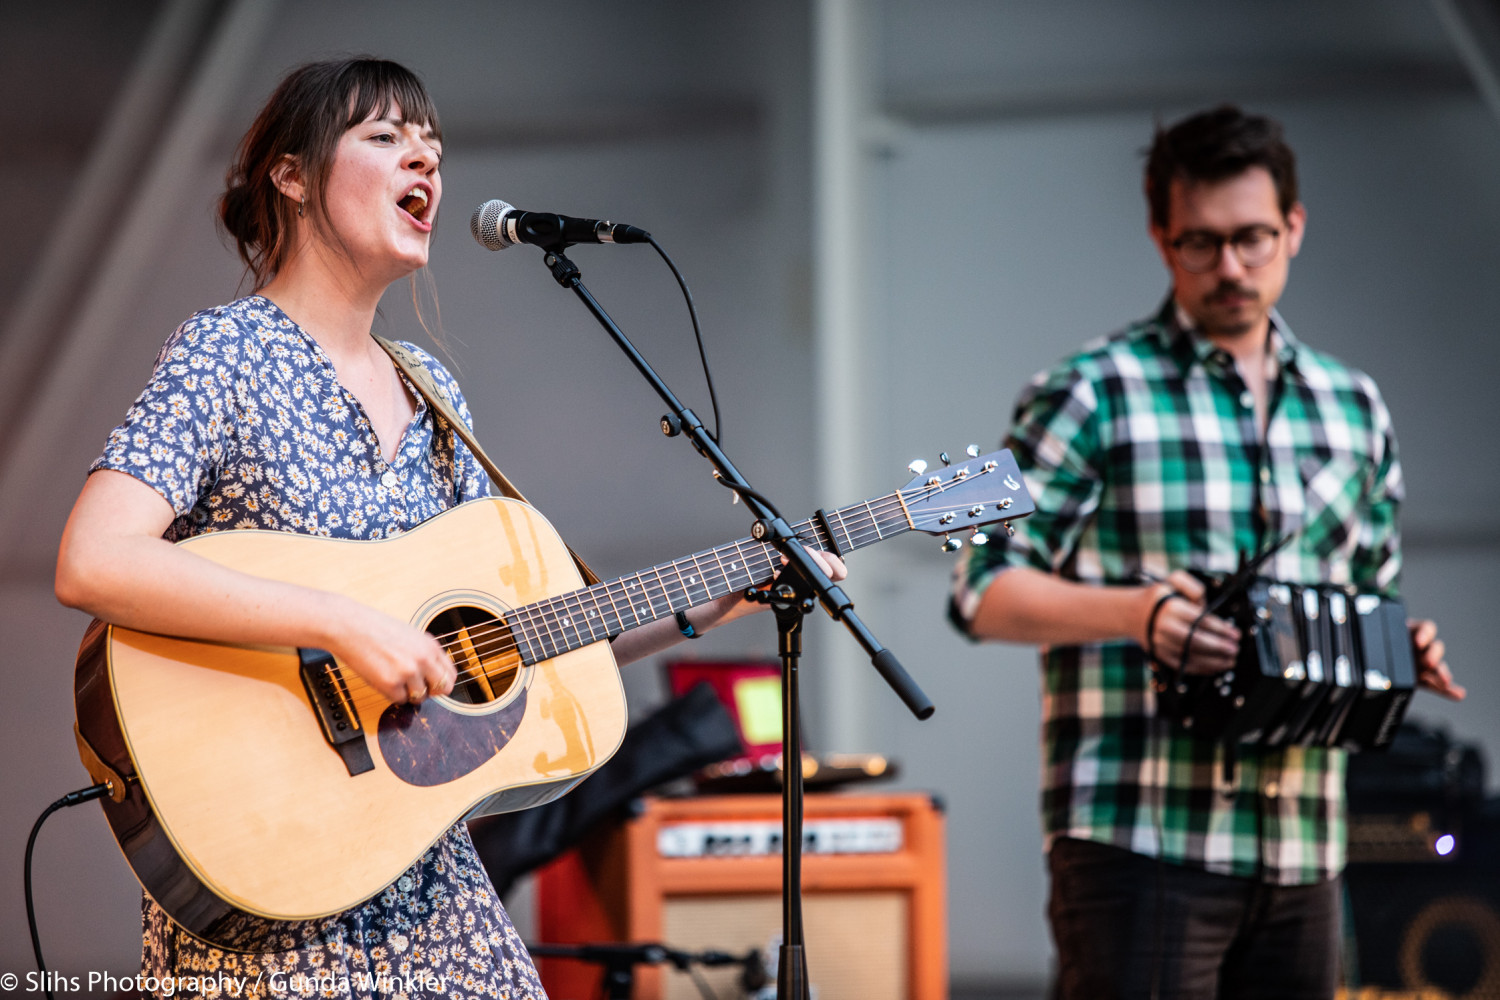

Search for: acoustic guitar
xmin=73 ymin=448 xmax=1032 ymax=950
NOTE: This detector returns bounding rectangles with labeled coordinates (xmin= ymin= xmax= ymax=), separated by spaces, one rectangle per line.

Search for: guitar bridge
xmin=298 ymin=648 xmax=375 ymax=776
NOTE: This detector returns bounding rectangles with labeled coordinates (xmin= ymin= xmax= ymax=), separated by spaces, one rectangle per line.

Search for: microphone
xmin=470 ymin=199 xmax=650 ymax=251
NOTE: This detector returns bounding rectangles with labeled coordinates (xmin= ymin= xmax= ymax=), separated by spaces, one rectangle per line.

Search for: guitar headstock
xmin=900 ymin=445 xmax=1035 ymax=551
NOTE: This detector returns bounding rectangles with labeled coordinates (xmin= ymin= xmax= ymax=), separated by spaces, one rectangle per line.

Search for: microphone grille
xmin=470 ymin=199 xmax=515 ymax=251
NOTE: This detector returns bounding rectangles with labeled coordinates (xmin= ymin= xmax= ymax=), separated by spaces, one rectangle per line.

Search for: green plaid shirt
xmin=950 ymin=298 xmax=1403 ymax=885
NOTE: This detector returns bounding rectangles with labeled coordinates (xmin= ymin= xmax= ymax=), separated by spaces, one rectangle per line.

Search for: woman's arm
xmin=56 ymin=470 xmax=455 ymax=704
xmin=607 ymin=548 xmax=847 ymax=667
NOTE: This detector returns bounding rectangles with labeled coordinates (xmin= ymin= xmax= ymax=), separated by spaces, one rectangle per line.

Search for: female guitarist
xmin=55 ymin=57 xmax=844 ymax=998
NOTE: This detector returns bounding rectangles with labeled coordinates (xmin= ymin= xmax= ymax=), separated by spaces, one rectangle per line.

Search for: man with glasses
xmin=949 ymin=105 xmax=1462 ymax=999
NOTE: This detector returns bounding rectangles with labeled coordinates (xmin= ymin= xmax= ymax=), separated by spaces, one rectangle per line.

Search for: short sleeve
xmin=90 ymin=312 xmax=239 ymax=517
xmin=949 ymin=362 xmax=1106 ymax=634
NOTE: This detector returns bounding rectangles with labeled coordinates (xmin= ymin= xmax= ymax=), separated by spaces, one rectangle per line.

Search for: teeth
xmin=399 ymin=187 xmax=429 ymax=219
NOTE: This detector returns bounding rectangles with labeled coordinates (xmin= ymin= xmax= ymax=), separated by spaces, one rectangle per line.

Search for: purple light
xmin=1435 ymin=834 xmax=1456 ymax=857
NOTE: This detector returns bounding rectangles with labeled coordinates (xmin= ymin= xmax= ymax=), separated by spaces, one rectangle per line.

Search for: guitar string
xmin=414 ymin=473 xmax=987 ymax=652
xmin=416 ymin=487 xmax=919 ymax=657
xmin=332 ymin=476 xmax=1008 ymax=707
xmin=333 ymin=479 xmax=1000 ymax=709
xmin=334 ymin=490 xmax=991 ymax=711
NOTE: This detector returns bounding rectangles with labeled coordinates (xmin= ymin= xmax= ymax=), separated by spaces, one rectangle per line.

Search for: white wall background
xmin=2 ymin=1 xmax=1496 ymax=993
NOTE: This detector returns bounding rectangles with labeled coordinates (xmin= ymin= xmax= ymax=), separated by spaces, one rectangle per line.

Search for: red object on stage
xmin=533 ymin=792 xmax=947 ymax=1000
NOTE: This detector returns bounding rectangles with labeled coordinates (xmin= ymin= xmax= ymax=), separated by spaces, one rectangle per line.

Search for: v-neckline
xmin=254 ymin=296 xmax=427 ymax=468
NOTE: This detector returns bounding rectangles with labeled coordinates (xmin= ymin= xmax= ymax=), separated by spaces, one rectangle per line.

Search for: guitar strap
xmin=375 ymin=336 xmax=601 ymax=586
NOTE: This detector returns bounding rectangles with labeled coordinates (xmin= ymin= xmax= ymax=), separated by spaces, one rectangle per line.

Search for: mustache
xmin=1208 ymin=281 xmax=1257 ymax=302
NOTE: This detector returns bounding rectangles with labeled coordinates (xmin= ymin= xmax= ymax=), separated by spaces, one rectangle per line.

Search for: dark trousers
xmin=1047 ymin=837 xmax=1341 ymax=1000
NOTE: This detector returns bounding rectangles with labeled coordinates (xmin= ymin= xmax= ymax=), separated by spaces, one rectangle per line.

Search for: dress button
xmin=1264 ymin=780 xmax=1280 ymax=799
xmin=381 ymin=470 xmax=399 ymax=489
xmin=1240 ymin=391 xmax=1255 ymax=409
xmin=1260 ymin=467 xmax=1271 ymax=484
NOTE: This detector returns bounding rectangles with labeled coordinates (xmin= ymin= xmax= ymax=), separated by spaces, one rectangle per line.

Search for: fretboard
xmin=504 ymin=490 xmax=912 ymax=665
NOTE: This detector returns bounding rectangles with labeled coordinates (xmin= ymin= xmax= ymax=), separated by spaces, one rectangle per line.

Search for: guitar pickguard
xmin=377 ymin=690 xmax=529 ymax=786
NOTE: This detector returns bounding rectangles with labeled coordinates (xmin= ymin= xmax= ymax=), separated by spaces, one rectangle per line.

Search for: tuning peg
xmin=939 ymin=512 xmax=956 ymax=525
xmin=968 ymin=505 xmax=984 ymax=516
xmin=970 ymin=529 xmax=989 ymax=546
xmin=941 ymin=536 xmax=962 ymax=553
xmin=1005 ymin=522 xmax=1016 ymax=536
xmin=906 ymin=459 xmax=928 ymax=476
xmin=939 ymin=452 xmax=952 ymax=466
xmin=965 ymin=444 xmax=981 ymax=458
xmin=997 ymin=498 xmax=1013 ymax=510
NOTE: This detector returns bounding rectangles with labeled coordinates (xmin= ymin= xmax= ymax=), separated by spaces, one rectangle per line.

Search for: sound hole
xmin=424 ymin=605 xmax=522 ymax=705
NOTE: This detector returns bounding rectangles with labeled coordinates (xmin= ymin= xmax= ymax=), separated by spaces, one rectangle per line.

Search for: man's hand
xmin=1410 ymin=618 xmax=1465 ymax=700
xmin=1142 ymin=570 xmax=1241 ymax=675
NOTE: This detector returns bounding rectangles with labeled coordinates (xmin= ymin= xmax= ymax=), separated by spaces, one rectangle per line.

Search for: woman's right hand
xmin=327 ymin=601 xmax=457 ymax=705
xmin=1141 ymin=570 xmax=1241 ymax=675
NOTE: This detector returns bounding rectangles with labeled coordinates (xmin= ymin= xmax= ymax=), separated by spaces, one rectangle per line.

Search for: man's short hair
xmin=1145 ymin=105 xmax=1299 ymax=230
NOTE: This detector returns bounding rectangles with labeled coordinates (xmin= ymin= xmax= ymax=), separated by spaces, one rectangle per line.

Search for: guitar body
xmin=74 ymin=497 xmax=626 ymax=951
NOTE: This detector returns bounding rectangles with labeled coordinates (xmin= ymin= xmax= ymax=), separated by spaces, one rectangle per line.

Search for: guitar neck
xmin=506 ymin=492 xmax=912 ymax=664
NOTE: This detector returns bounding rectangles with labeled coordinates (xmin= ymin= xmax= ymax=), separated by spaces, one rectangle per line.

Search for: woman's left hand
xmin=709 ymin=547 xmax=848 ymax=627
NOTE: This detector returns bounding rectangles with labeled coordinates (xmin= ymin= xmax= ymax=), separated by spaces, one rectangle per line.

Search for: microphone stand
xmin=533 ymin=245 xmax=934 ymax=1000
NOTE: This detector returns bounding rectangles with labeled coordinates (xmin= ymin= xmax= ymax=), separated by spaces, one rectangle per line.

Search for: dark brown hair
xmin=219 ymin=57 xmax=443 ymax=289
xmin=1145 ymin=105 xmax=1298 ymax=230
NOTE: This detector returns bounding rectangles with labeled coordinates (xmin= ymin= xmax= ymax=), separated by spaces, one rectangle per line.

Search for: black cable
xmin=26 ymin=783 xmax=112 ymax=1000
xmin=646 ymin=234 xmax=722 ymax=444
xmin=708 ymin=474 xmax=782 ymax=520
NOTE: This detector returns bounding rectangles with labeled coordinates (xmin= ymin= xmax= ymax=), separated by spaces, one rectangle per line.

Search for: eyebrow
xmin=1174 ymin=224 xmax=1278 ymax=238
xmin=369 ymin=115 xmax=442 ymax=146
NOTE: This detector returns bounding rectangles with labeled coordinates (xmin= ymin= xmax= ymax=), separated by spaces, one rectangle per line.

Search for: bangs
xmin=340 ymin=60 xmax=442 ymax=141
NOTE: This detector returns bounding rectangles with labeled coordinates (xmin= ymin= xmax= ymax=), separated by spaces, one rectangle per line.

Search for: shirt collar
xmin=1153 ymin=295 xmax=1302 ymax=374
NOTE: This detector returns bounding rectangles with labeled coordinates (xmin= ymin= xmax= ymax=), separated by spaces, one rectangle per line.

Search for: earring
xmin=298 ymin=196 xmax=305 ymax=218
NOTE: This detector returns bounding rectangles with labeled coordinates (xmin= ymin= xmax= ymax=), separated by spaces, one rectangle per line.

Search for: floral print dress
xmin=92 ymin=296 xmax=546 ymax=999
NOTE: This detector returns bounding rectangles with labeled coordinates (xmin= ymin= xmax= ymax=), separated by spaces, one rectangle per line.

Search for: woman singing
xmin=55 ymin=57 xmax=842 ymax=998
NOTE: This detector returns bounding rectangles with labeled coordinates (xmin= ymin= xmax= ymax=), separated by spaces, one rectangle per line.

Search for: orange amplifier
xmin=534 ymin=792 xmax=947 ymax=1000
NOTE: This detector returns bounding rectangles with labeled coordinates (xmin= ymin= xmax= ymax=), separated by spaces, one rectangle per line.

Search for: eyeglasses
xmin=1168 ymin=226 xmax=1282 ymax=274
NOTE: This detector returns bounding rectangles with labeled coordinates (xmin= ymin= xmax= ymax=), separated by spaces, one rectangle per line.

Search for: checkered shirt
xmin=949 ymin=298 xmax=1404 ymax=885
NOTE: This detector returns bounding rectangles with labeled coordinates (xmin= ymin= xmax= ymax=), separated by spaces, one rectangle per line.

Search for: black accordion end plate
xmin=1155 ymin=577 xmax=1416 ymax=752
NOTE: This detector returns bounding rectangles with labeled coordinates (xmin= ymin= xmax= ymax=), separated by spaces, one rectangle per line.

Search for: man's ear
xmin=1285 ymin=202 xmax=1307 ymax=258
xmin=1148 ymin=221 xmax=1174 ymax=270
xmin=269 ymin=155 xmax=305 ymax=206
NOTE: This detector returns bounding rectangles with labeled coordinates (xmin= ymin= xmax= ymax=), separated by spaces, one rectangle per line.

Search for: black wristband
xmin=675 ymin=609 xmax=701 ymax=639
xmin=1145 ymin=590 xmax=1181 ymax=669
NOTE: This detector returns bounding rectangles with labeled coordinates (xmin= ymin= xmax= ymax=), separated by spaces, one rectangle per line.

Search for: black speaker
xmin=1346 ymin=740 xmax=1499 ymax=999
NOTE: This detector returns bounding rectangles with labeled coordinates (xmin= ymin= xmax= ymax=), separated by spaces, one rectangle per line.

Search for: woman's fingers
xmin=776 ymin=548 xmax=848 ymax=583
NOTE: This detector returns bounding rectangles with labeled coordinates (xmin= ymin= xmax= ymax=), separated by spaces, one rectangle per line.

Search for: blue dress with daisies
xmin=91 ymin=295 xmax=547 ymax=1000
